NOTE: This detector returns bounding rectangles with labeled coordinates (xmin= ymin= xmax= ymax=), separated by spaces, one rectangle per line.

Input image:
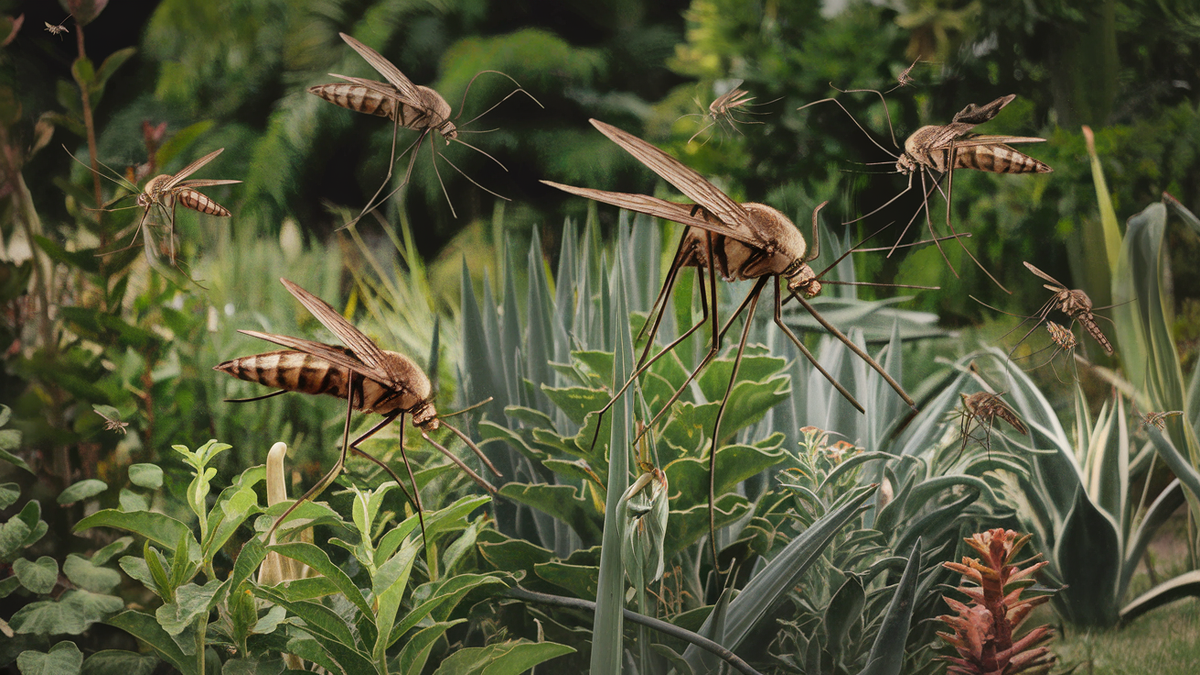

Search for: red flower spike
xmin=936 ymin=529 xmax=1057 ymax=674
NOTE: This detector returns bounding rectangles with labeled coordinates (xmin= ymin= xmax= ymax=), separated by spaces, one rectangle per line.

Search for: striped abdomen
xmin=214 ymin=348 xmax=436 ymax=419
xmin=307 ymin=83 xmax=455 ymax=138
xmin=176 ymin=188 xmax=231 ymax=216
xmin=951 ymin=145 xmax=1051 ymax=174
xmin=1075 ymin=316 xmax=1114 ymax=354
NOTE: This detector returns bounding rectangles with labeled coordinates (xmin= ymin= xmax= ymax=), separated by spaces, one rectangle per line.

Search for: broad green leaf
xmin=10 ymin=590 xmax=123 ymax=635
xmin=14 ymin=556 xmax=58 ymax=594
xmin=1055 ymin=490 xmax=1121 ymax=626
xmin=663 ymin=496 xmax=751 ymax=558
xmin=534 ymin=562 xmax=599 ymax=601
xmin=105 ymin=610 xmax=195 ymax=675
xmin=397 ymin=621 xmax=465 ymax=674
xmin=127 ymin=464 xmax=163 ymax=489
xmin=155 ymin=580 xmax=221 ymax=636
xmin=0 ymin=510 xmax=31 ymax=560
xmin=73 ymin=510 xmax=191 ymax=550
xmin=17 ymin=641 xmax=83 ymax=675
xmin=269 ymin=542 xmax=372 ymax=618
xmin=373 ymin=538 xmax=420 ymax=661
xmin=664 ymin=443 xmax=786 ymax=509
xmin=80 ymin=649 xmax=157 ymax=675
xmin=476 ymin=532 xmax=554 ymax=577
xmin=432 ymin=639 xmax=575 ymax=675
xmin=541 ymin=385 xmax=609 ymax=426
xmin=58 ymin=479 xmax=108 ymax=505
xmin=64 ymin=554 xmax=121 ymax=594
xmin=1119 ymin=569 xmax=1200 ymax=625
xmin=498 ymin=483 xmax=601 ymax=545
xmin=0 ymin=482 xmax=19 ymax=509
xmin=393 ymin=575 xmax=506 ymax=642
xmin=251 ymin=584 xmax=355 ymax=645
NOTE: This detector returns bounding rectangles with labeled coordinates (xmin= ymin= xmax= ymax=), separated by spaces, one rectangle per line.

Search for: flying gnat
xmin=309 ymin=32 xmax=540 ymax=225
xmin=541 ymin=119 xmax=924 ymax=566
xmin=45 ymin=15 xmax=70 ymax=38
xmin=69 ymin=146 xmax=240 ymax=268
xmin=798 ymin=92 xmax=1051 ymax=292
xmin=958 ymin=391 xmax=1027 ymax=458
xmin=685 ymin=81 xmax=772 ymax=145
xmin=214 ymin=278 xmax=500 ymax=541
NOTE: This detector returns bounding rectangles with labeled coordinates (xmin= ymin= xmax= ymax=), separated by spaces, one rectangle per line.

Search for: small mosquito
xmin=685 ymin=80 xmax=773 ymax=145
xmin=45 ymin=15 xmax=71 ymax=39
xmin=1139 ymin=410 xmax=1182 ymax=431
xmin=886 ymin=58 xmax=921 ymax=93
xmin=957 ymin=391 xmax=1027 ymax=458
xmin=799 ymin=92 xmax=1051 ymax=292
xmin=93 ymin=405 xmax=129 ymax=435
xmin=309 ymin=32 xmax=540 ymax=225
xmin=67 ymin=146 xmax=240 ymax=267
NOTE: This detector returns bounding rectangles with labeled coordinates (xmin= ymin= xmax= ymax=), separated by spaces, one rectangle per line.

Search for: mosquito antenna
xmin=441 ymin=396 xmax=494 ymax=418
xmin=449 ymin=136 xmax=510 ymax=173
xmin=455 ymin=70 xmax=543 ymax=127
xmin=63 ymin=145 xmax=140 ymax=193
xmin=438 ymin=144 xmax=512 ymax=203
xmin=831 ymin=84 xmax=900 ymax=149
xmin=336 ymin=131 xmax=426 ymax=232
xmin=797 ymin=94 xmax=899 ymax=159
xmin=441 ymin=419 xmax=502 ymax=477
xmin=839 ymin=176 xmax=912 ymax=227
xmin=822 ymin=280 xmax=941 ymax=290
xmin=852 ymin=231 xmax=970 ymax=253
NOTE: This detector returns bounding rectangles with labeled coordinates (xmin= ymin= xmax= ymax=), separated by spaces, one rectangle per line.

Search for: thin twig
xmin=507 ymin=586 xmax=764 ymax=675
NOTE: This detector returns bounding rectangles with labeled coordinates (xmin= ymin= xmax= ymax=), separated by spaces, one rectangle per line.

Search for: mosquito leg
xmin=431 ymin=136 xmax=457 ymax=218
xmin=421 ymin=431 xmax=498 ymax=494
xmin=636 ymin=230 xmax=690 ymax=352
xmin=265 ymin=381 xmax=361 ymax=541
xmin=940 ymin=159 xmax=1011 ymax=293
xmin=224 ymin=389 xmax=288 ymax=404
xmin=774 ymin=284 xmax=866 ymax=414
xmin=338 ymin=134 xmax=425 ymax=232
xmin=916 ymin=170 xmax=956 ymax=275
xmin=708 ymin=276 xmax=767 ymax=576
xmin=443 ymin=421 xmax=502 ymax=477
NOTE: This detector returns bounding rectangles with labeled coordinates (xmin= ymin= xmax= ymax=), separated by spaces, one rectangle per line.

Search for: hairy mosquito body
xmin=1024 ymin=262 xmax=1114 ymax=354
xmin=958 ymin=391 xmax=1027 ymax=457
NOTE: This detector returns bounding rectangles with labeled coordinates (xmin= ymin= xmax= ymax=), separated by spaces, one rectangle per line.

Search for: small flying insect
xmin=215 ymin=278 xmax=501 ymax=540
xmin=309 ymin=32 xmax=540 ymax=225
xmin=957 ymin=391 xmax=1027 ymax=458
xmin=799 ymin=92 xmax=1051 ymax=291
xmin=1138 ymin=410 xmax=1182 ymax=431
xmin=45 ymin=14 xmax=70 ymax=39
xmin=685 ymin=80 xmax=773 ymax=145
xmin=543 ymin=119 xmax=929 ymax=566
xmin=93 ymin=405 xmax=129 ymax=435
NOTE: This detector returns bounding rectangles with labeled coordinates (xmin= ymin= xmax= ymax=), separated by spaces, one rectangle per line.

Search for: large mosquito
xmin=543 ymin=119 xmax=931 ymax=566
xmin=799 ymin=92 xmax=1052 ymax=292
xmin=309 ymin=32 xmax=540 ymax=225
xmin=215 ymin=278 xmax=500 ymax=541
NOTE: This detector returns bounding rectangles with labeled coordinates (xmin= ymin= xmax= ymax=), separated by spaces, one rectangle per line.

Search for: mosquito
xmin=957 ymin=391 xmax=1027 ymax=458
xmin=685 ymin=80 xmax=773 ymax=145
xmin=1138 ymin=410 xmax=1182 ymax=431
xmin=68 ymin=146 xmax=240 ymax=267
xmin=799 ymin=92 xmax=1051 ymax=292
xmin=542 ymin=119 xmax=929 ymax=566
xmin=45 ymin=15 xmax=71 ymax=39
xmin=309 ymin=32 xmax=540 ymax=225
xmin=214 ymin=278 xmax=501 ymax=541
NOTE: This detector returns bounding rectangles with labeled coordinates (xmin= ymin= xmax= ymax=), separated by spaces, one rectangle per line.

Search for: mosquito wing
xmin=589 ymin=119 xmax=769 ymax=248
xmin=175 ymin=179 xmax=243 ymax=188
xmin=951 ymin=95 xmax=1016 ymax=125
xmin=949 ymin=134 xmax=1047 ymax=148
xmin=339 ymin=32 xmax=424 ymax=104
xmin=540 ymin=180 xmax=760 ymax=242
xmin=328 ymin=74 xmax=404 ymax=98
xmin=236 ymin=330 xmax=385 ymax=384
xmin=1022 ymin=261 xmax=1066 ymax=289
xmin=279 ymin=278 xmax=407 ymax=386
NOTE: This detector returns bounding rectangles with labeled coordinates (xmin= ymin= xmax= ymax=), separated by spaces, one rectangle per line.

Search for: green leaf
xmin=73 ymin=510 xmax=191 ymax=550
xmin=93 ymin=47 xmax=136 ymax=92
xmin=58 ymin=479 xmax=108 ymax=505
xmin=393 ymin=575 xmax=505 ymax=641
xmin=1120 ymin=569 xmax=1200 ymax=625
xmin=80 ymin=650 xmax=158 ymax=675
xmin=497 ymin=483 xmax=601 ymax=546
xmin=534 ymin=562 xmax=600 ymax=601
xmin=0 ymin=445 xmax=33 ymax=473
xmin=17 ymin=641 xmax=83 ymax=675
xmin=14 ymin=556 xmax=59 ymax=594
xmin=432 ymin=639 xmax=575 ymax=675
xmin=251 ymin=584 xmax=355 ymax=645
xmin=91 ymin=538 xmax=132 ymax=567
xmin=64 ymin=554 xmax=121 ymax=594
xmin=105 ymin=610 xmax=195 ymax=675
xmin=858 ymin=541 xmax=922 ymax=675
xmin=664 ymin=443 xmax=786 ymax=509
xmin=541 ymin=385 xmax=609 ymax=426
xmin=0 ymin=510 xmax=32 ymax=560
xmin=155 ymin=581 xmax=221 ymax=636
xmin=1056 ymin=489 xmax=1121 ymax=626
xmin=10 ymin=590 xmax=123 ymax=635
xmin=127 ymin=464 xmax=163 ymax=489
xmin=34 ymin=236 xmax=101 ymax=273
xmin=397 ymin=620 xmax=466 ymax=674
xmin=268 ymin=542 xmax=372 ymax=618
xmin=663 ymin=496 xmax=751 ymax=558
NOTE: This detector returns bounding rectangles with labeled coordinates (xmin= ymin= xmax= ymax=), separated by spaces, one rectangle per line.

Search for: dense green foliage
xmin=3 ymin=0 xmax=1200 ymax=673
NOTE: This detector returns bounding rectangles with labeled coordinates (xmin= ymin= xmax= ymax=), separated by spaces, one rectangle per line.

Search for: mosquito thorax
xmin=139 ymin=175 xmax=172 ymax=204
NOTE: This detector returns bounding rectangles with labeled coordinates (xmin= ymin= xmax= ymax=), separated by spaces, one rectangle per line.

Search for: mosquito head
xmin=413 ymin=399 xmax=439 ymax=430
xmin=784 ymin=261 xmax=822 ymax=299
xmin=895 ymin=152 xmax=919 ymax=175
xmin=438 ymin=119 xmax=458 ymax=142
xmin=138 ymin=175 xmax=171 ymax=206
